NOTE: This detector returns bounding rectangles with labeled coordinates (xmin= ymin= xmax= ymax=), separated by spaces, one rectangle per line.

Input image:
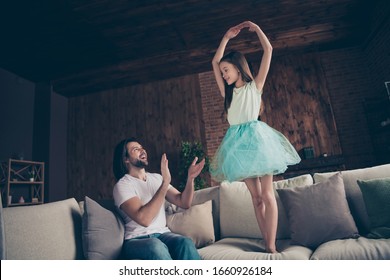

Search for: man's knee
xmin=123 ymin=238 xmax=172 ymax=260
xmin=175 ymin=236 xmax=200 ymax=259
xmin=147 ymin=238 xmax=172 ymax=259
xmin=176 ymin=236 xmax=195 ymax=249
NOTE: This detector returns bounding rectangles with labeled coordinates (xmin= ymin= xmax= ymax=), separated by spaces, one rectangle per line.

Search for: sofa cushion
xmin=313 ymin=163 xmax=390 ymax=234
xmin=166 ymin=200 xmax=214 ymax=248
xmin=219 ymin=174 xmax=313 ymax=239
xmin=3 ymin=198 xmax=83 ymax=259
xmin=191 ymin=186 xmax=221 ymax=240
xmin=310 ymin=237 xmax=390 ymax=260
xmin=0 ymin=194 xmax=5 ymax=260
xmin=82 ymin=196 xmax=125 ymax=260
xmin=198 ymin=238 xmax=312 ymax=260
xmin=277 ymin=173 xmax=359 ymax=249
xmin=357 ymin=177 xmax=390 ymax=238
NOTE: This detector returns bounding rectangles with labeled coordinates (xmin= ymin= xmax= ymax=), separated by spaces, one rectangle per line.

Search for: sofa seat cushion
xmin=3 ymin=198 xmax=83 ymax=260
xmin=198 ymin=238 xmax=312 ymax=260
xmin=310 ymin=237 xmax=390 ymax=260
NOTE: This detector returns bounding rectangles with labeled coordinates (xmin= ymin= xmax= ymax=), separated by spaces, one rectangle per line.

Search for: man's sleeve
xmin=113 ymin=180 xmax=137 ymax=208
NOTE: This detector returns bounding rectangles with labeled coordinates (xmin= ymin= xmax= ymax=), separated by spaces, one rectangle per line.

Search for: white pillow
xmin=166 ymin=200 xmax=215 ymax=248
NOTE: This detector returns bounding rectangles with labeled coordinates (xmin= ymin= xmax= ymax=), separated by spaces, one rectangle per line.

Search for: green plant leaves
xmin=178 ymin=141 xmax=210 ymax=191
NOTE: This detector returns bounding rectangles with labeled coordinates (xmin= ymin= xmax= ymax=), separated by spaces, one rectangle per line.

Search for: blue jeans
xmin=122 ymin=232 xmax=201 ymax=260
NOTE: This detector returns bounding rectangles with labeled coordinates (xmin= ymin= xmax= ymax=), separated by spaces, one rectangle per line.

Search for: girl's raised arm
xmin=240 ymin=21 xmax=273 ymax=91
xmin=212 ymin=25 xmax=241 ymax=97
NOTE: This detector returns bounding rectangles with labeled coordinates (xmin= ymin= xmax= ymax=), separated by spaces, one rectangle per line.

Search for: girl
xmin=210 ymin=21 xmax=301 ymax=253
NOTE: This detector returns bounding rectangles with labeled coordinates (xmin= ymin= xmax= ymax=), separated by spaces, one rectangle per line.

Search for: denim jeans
xmin=122 ymin=232 xmax=201 ymax=260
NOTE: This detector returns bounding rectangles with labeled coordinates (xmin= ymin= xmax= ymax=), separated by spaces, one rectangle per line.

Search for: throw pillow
xmin=166 ymin=200 xmax=214 ymax=248
xmin=219 ymin=174 xmax=313 ymax=240
xmin=357 ymin=177 xmax=390 ymax=238
xmin=277 ymin=172 xmax=359 ymax=249
xmin=82 ymin=196 xmax=125 ymax=259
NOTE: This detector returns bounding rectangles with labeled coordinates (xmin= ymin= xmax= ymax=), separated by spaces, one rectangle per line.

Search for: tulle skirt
xmin=210 ymin=120 xmax=301 ymax=182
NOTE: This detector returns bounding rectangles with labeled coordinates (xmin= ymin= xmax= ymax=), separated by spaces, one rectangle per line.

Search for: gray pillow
xmin=277 ymin=172 xmax=359 ymax=249
xmin=82 ymin=196 xmax=125 ymax=259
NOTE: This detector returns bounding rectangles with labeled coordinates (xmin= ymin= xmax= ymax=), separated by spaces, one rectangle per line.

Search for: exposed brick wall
xmin=320 ymin=47 xmax=376 ymax=169
xmin=198 ymin=72 xmax=229 ymax=158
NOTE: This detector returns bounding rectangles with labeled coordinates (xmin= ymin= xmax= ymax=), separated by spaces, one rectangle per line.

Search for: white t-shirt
xmin=227 ymin=81 xmax=263 ymax=125
xmin=113 ymin=172 xmax=171 ymax=239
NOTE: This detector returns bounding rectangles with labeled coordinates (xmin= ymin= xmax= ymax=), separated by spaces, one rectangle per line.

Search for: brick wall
xmin=198 ymin=72 xmax=228 ymax=157
xmin=320 ymin=47 xmax=376 ymax=168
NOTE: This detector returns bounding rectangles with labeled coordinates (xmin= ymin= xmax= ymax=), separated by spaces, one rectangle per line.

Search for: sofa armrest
xmin=2 ymin=198 xmax=83 ymax=260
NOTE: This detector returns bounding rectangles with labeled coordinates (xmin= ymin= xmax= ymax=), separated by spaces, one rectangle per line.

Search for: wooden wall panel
xmin=261 ymin=52 xmax=342 ymax=157
xmin=67 ymin=74 xmax=204 ymax=201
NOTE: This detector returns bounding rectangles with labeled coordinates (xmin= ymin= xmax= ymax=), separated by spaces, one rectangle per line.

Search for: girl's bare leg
xmin=244 ymin=177 xmax=268 ymax=248
xmin=260 ymin=174 xmax=278 ymax=253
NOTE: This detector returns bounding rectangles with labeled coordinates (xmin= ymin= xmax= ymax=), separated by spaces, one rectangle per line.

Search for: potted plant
xmin=178 ymin=141 xmax=210 ymax=192
xmin=28 ymin=169 xmax=35 ymax=182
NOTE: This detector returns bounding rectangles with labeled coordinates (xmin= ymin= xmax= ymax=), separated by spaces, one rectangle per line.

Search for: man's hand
xmin=161 ymin=153 xmax=171 ymax=185
xmin=187 ymin=157 xmax=206 ymax=180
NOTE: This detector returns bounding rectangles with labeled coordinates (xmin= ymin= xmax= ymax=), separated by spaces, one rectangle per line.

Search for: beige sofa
xmin=1 ymin=164 xmax=389 ymax=260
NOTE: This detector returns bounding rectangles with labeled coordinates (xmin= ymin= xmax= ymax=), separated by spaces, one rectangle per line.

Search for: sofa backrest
xmin=218 ymin=174 xmax=314 ymax=240
xmin=2 ymin=198 xmax=84 ymax=260
xmin=313 ymin=163 xmax=390 ymax=234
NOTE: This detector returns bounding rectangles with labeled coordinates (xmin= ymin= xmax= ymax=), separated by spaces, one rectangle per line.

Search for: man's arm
xmin=119 ymin=154 xmax=172 ymax=227
xmin=120 ymin=180 xmax=169 ymax=227
xmin=166 ymin=157 xmax=205 ymax=209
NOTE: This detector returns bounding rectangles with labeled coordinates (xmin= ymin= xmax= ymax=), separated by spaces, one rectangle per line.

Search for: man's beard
xmin=132 ymin=159 xmax=148 ymax=168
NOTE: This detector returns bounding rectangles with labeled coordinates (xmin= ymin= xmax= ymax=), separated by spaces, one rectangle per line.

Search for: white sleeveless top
xmin=227 ymin=81 xmax=262 ymax=125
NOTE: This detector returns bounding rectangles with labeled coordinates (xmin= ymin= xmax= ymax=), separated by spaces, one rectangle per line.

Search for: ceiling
xmin=0 ymin=0 xmax=374 ymax=97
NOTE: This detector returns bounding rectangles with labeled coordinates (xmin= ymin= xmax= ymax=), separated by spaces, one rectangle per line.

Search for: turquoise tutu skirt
xmin=210 ymin=120 xmax=301 ymax=182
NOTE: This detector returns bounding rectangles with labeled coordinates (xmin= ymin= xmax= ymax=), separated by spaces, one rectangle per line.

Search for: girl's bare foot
xmin=266 ymin=246 xmax=278 ymax=254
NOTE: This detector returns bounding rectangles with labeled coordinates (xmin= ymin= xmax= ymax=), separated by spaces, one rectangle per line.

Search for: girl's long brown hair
xmin=221 ymin=51 xmax=253 ymax=112
xmin=221 ymin=51 xmax=264 ymax=117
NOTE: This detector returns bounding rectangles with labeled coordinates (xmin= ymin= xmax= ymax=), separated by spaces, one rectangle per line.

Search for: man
xmin=112 ymin=138 xmax=205 ymax=260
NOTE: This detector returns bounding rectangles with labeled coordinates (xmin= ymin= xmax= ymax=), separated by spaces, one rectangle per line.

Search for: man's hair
xmin=112 ymin=137 xmax=137 ymax=181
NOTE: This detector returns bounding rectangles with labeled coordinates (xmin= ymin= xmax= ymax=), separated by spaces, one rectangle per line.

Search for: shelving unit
xmin=0 ymin=159 xmax=44 ymax=207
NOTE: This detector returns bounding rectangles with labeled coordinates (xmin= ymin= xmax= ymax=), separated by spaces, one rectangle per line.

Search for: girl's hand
xmin=238 ymin=21 xmax=259 ymax=32
xmin=224 ymin=25 xmax=241 ymax=40
xmin=161 ymin=153 xmax=171 ymax=185
xmin=187 ymin=157 xmax=206 ymax=180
